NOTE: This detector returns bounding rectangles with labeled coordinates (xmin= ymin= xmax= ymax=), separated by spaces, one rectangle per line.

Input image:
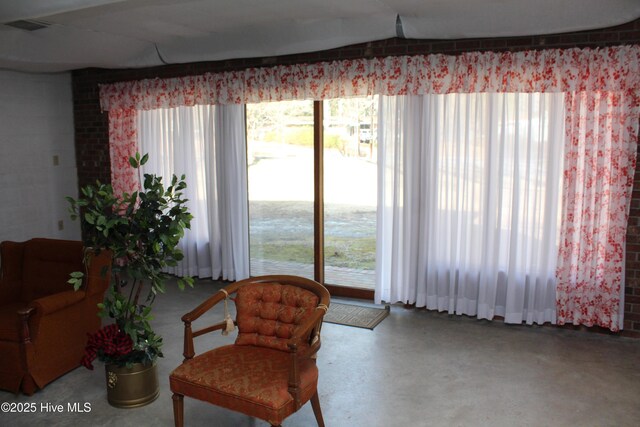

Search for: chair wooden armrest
xmin=17 ymin=307 xmax=35 ymax=343
xmin=180 ymin=284 xmax=242 ymax=361
xmin=284 ymin=305 xmax=328 ymax=408
xmin=181 ymin=281 xmax=245 ymax=323
xmin=287 ymin=307 xmax=326 ymax=357
xmin=289 ymin=306 xmax=328 ymax=341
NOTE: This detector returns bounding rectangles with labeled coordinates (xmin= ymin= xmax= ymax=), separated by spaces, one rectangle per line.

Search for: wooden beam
xmin=313 ymin=101 xmax=324 ymax=284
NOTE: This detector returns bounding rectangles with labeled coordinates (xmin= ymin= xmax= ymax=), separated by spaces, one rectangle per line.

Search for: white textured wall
xmin=0 ymin=70 xmax=80 ymax=242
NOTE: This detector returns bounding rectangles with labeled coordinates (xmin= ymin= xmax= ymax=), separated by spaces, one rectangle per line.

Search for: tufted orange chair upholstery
xmin=170 ymin=275 xmax=330 ymax=427
xmin=0 ymin=238 xmax=111 ymax=395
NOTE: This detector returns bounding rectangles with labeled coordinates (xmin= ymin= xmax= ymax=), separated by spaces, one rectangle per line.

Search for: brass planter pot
xmin=105 ymin=362 xmax=159 ymax=408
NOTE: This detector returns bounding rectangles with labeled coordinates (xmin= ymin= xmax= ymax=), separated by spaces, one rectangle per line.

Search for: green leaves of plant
xmin=177 ymin=276 xmax=194 ymax=291
xmin=129 ymin=152 xmax=149 ymax=168
xmin=66 ymin=152 xmax=195 ymax=366
xmin=67 ymin=271 xmax=85 ymax=291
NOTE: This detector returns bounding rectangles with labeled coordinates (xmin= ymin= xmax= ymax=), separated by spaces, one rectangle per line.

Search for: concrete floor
xmin=2 ymin=278 xmax=640 ymax=427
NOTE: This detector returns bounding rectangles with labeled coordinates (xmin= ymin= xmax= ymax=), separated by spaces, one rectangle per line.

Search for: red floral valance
xmin=99 ymin=46 xmax=640 ymax=111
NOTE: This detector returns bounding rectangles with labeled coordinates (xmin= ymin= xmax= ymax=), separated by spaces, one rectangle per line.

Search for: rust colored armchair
xmin=170 ymin=275 xmax=331 ymax=427
xmin=0 ymin=238 xmax=111 ymax=395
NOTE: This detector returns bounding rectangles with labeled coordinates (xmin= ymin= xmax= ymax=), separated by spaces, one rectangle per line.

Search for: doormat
xmin=323 ymin=303 xmax=390 ymax=330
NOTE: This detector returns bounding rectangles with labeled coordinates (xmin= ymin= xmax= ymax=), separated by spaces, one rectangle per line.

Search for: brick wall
xmin=72 ymin=19 xmax=640 ymax=337
xmin=626 ymin=164 xmax=640 ymax=336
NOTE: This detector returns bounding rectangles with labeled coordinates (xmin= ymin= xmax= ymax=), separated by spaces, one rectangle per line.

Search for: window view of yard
xmin=246 ymin=97 xmax=377 ymax=289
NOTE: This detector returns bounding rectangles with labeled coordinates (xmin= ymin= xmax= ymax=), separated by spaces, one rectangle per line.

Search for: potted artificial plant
xmin=67 ymin=153 xmax=193 ymax=408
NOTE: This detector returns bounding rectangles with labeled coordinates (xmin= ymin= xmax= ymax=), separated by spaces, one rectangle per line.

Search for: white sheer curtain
xmin=137 ymin=104 xmax=250 ymax=281
xmin=376 ymin=92 xmax=565 ymax=325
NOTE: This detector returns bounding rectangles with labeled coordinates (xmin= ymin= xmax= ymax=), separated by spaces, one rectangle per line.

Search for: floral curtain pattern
xmin=108 ymin=108 xmax=139 ymax=197
xmin=100 ymin=46 xmax=640 ymax=111
xmin=556 ymin=91 xmax=639 ymax=331
xmin=100 ymin=45 xmax=640 ymax=331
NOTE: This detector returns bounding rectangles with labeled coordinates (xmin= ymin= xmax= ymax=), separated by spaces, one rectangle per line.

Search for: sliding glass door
xmin=247 ymin=97 xmax=377 ymax=290
xmin=323 ymin=97 xmax=377 ymax=289
xmin=246 ymin=100 xmax=315 ymax=279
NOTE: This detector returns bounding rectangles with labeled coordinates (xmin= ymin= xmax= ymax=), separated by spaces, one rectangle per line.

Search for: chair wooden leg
xmin=310 ymin=391 xmax=325 ymax=427
xmin=172 ymin=393 xmax=184 ymax=427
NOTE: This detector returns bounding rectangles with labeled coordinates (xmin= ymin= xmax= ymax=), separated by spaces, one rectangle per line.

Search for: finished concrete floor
xmin=2 ymin=278 xmax=640 ymax=426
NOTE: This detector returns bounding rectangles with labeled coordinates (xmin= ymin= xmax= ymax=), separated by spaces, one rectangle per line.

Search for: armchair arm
xmin=17 ymin=290 xmax=87 ymax=345
xmin=83 ymin=249 xmax=112 ymax=296
xmin=182 ymin=281 xmax=242 ymax=323
xmin=30 ymin=289 xmax=86 ymax=316
xmin=287 ymin=305 xmax=328 ymax=352
xmin=285 ymin=305 xmax=329 ymax=410
xmin=181 ymin=283 xmax=243 ymax=361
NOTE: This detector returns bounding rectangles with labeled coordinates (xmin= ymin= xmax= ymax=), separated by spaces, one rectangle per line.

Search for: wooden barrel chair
xmin=170 ymin=275 xmax=330 ymax=427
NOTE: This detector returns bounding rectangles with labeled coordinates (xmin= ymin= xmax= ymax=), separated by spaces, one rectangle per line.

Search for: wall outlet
xmin=53 ymin=155 xmax=59 ymax=166
xmin=57 ymin=220 xmax=64 ymax=231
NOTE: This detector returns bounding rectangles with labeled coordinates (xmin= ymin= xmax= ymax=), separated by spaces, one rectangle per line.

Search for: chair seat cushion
xmin=0 ymin=302 xmax=30 ymax=341
xmin=170 ymin=344 xmax=318 ymax=424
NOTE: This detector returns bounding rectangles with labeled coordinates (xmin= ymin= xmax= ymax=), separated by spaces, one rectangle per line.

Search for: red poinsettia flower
xmin=81 ymin=324 xmax=133 ymax=370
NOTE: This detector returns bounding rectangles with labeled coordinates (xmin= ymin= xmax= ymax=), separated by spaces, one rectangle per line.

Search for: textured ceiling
xmin=1 ymin=0 xmax=639 ymax=72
